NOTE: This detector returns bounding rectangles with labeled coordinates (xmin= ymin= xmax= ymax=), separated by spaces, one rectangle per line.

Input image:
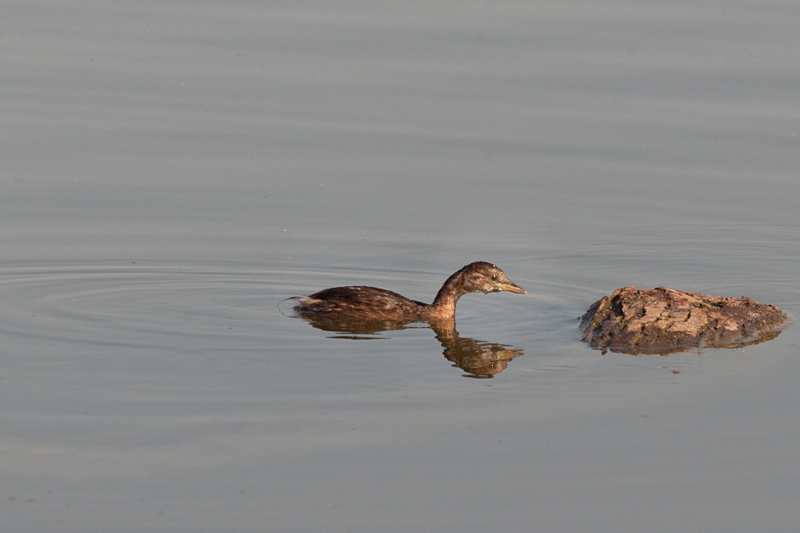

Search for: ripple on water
xmin=0 ymin=261 xmax=288 ymax=354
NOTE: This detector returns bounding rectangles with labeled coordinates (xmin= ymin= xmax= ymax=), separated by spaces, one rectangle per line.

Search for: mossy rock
xmin=581 ymin=286 xmax=789 ymax=355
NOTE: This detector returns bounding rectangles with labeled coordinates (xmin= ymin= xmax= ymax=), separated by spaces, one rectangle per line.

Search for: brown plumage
xmin=292 ymin=261 xmax=525 ymax=321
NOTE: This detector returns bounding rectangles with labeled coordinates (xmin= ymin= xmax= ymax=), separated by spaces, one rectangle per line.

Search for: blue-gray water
xmin=2 ymin=1 xmax=799 ymax=531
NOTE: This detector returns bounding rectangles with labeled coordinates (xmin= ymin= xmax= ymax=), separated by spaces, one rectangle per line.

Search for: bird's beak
xmin=497 ymin=281 xmax=526 ymax=294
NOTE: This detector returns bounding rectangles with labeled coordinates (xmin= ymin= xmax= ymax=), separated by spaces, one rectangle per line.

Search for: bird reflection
xmin=297 ymin=314 xmax=523 ymax=378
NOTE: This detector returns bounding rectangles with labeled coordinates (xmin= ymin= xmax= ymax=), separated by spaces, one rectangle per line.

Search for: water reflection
xmin=297 ymin=315 xmax=523 ymax=378
xmin=588 ymin=329 xmax=784 ymax=356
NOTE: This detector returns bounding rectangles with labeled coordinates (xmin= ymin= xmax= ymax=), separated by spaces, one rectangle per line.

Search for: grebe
xmin=292 ymin=261 xmax=525 ymax=321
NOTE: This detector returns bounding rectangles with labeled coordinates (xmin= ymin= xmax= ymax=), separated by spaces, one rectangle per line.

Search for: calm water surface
xmin=2 ymin=1 xmax=800 ymax=532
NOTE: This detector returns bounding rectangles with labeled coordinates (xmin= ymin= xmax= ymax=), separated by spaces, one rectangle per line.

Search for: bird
xmin=290 ymin=261 xmax=525 ymax=321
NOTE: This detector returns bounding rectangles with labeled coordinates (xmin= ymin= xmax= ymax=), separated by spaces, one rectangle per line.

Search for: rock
xmin=581 ymin=286 xmax=789 ymax=355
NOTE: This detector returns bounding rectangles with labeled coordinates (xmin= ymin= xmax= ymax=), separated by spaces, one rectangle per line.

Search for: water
xmin=2 ymin=1 xmax=800 ymax=531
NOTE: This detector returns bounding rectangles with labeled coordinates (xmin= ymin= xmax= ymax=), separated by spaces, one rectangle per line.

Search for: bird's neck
xmin=429 ymin=269 xmax=468 ymax=318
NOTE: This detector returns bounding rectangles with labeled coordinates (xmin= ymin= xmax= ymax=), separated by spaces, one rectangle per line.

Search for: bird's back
xmin=295 ymin=286 xmax=429 ymax=320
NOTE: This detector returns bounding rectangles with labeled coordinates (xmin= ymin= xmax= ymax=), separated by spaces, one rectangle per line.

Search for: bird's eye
xmin=491 ymin=275 xmax=497 ymax=281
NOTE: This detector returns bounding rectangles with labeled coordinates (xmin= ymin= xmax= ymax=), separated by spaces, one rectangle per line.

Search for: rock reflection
xmin=298 ymin=315 xmax=523 ymax=378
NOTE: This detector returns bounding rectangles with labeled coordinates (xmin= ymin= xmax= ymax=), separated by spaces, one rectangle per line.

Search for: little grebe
xmin=292 ymin=261 xmax=525 ymax=321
